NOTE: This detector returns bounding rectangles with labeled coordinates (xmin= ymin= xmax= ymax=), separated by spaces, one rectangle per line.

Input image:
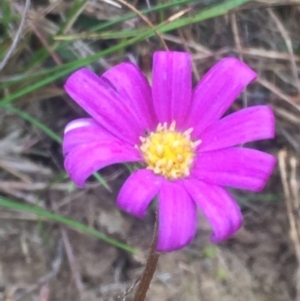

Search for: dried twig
xmin=231 ymin=13 xmax=248 ymax=108
xmin=267 ymin=8 xmax=300 ymax=95
xmin=257 ymin=77 xmax=300 ymax=112
xmin=110 ymin=0 xmax=169 ymax=50
xmin=278 ymin=150 xmax=300 ymax=301
xmin=61 ymin=229 xmax=85 ymax=295
xmin=13 ymin=239 xmax=64 ymax=301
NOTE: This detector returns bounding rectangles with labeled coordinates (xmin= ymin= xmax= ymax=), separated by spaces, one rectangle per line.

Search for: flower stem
xmin=133 ymin=220 xmax=160 ymax=301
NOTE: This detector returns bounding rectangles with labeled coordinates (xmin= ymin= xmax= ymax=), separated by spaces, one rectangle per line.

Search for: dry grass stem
xmin=0 ymin=0 xmax=31 ymax=71
xmin=279 ymin=151 xmax=300 ymax=301
xmin=267 ymin=8 xmax=300 ymax=95
xmin=112 ymin=0 xmax=169 ymax=50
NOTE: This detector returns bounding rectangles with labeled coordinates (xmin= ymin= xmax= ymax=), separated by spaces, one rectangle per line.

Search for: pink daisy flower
xmin=63 ymin=51 xmax=276 ymax=252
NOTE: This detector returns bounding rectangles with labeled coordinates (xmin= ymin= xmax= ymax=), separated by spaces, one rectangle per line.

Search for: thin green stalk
xmin=0 ymin=197 xmax=139 ymax=254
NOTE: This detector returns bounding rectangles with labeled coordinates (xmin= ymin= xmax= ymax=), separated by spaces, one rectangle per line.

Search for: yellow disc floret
xmin=138 ymin=121 xmax=201 ymax=180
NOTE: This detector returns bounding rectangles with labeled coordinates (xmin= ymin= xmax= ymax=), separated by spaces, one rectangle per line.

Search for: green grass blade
xmin=4 ymin=104 xmax=62 ymax=143
xmin=0 ymin=0 xmax=251 ymax=105
xmin=57 ymin=0 xmax=88 ymax=35
xmin=16 ymin=0 xmax=193 ymax=75
xmin=0 ymin=37 xmax=141 ymax=105
xmin=156 ymin=0 xmax=252 ymax=33
xmin=0 ymin=14 xmax=20 ymax=23
xmin=2 ymin=104 xmax=110 ymax=189
xmin=84 ymin=0 xmax=202 ymax=33
xmin=0 ymin=0 xmax=248 ymax=90
xmin=0 ymin=197 xmax=139 ymax=254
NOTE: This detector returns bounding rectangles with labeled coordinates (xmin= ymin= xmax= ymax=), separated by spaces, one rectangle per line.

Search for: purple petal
xmin=199 ymin=106 xmax=275 ymax=152
xmin=192 ymin=148 xmax=276 ymax=191
xmin=64 ymin=141 xmax=141 ymax=187
xmin=64 ymin=68 xmax=142 ymax=145
xmin=184 ymin=178 xmax=242 ymax=242
xmin=102 ymin=62 xmax=156 ymax=131
xmin=157 ymin=180 xmax=197 ymax=252
xmin=152 ymin=51 xmax=192 ymax=128
xmin=117 ymin=169 xmax=162 ymax=218
xmin=63 ymin=118 xmax=120 ymax=155
xmin=185 ymin=58 xmax=257 ymax=138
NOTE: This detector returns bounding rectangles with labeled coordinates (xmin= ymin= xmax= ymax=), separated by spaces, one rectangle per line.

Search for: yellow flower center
xmin=139 ymin=121 xmax=201 ymax=180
